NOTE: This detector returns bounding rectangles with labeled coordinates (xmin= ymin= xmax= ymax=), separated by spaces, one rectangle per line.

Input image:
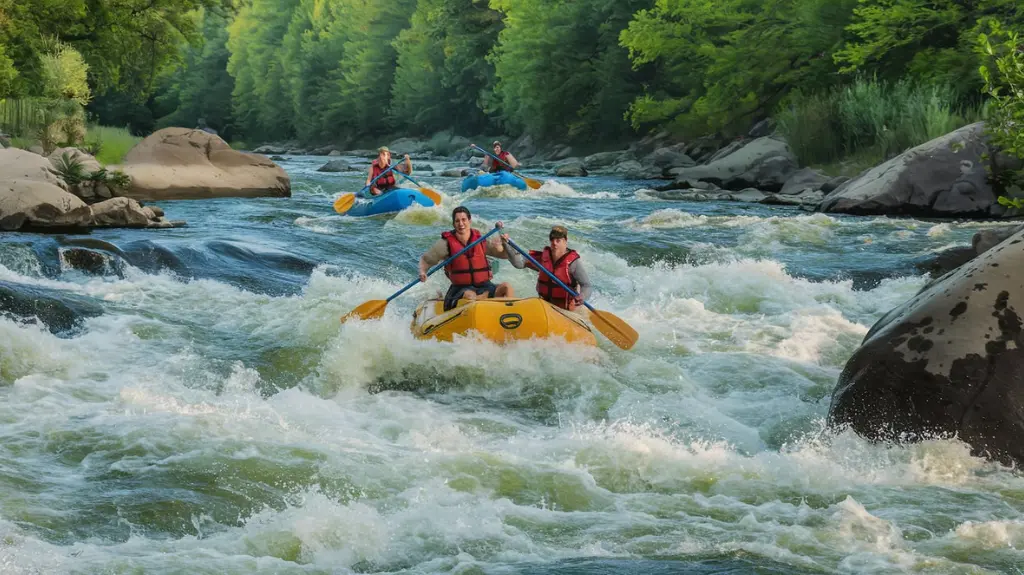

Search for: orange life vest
xmin=530 ymin=247 xmax=580 ymax=310
xmin=370 ymin=160 xmax=396 ymax=189
xmin=489 ymin=151 xmax=513 ymax=173
xmin=443 ymin=229 xmax=492 ymax=287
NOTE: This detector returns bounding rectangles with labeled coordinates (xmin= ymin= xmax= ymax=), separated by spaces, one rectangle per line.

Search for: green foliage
xmin=52 ymin=151 xmax=86 ymax=185
xmin=87 ymin=124 xmax=141 ymax=165
xmin=489 ymin=0 xmax=653 ymax=143
xmin=154 ymin=7 xmax=235 ymax=138
xmin=85 ymin=166 xmax=132 ymax=188
xmin=620 ymin=0 xmax=859 ymax=138
xmin=391 ymin=0 xmax=503 ymax=136
xmin=0 ymin=97 xmax=46 ymax=137
xmin=39 ymin=39 xmax=91 ymax=105
xmin=833 ymin=0 xmax=1022 ymax=98
xmin=778 ymin=76 xmax=981 ymax=167
xmin=0 ymin=44 xmax=18 ymax=98
xmin=980 ymin=22 xmax=1024 ymax=202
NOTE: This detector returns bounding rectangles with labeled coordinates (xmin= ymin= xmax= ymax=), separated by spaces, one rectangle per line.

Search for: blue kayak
xmin=461 ymin=171 xmax=528 ymax=193
xmin=346 ymin=187 xmax=435 ymax=217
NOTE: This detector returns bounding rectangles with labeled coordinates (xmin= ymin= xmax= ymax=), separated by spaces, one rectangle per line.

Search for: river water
xmin=1 ymin=155 xmax=1022 ymax=574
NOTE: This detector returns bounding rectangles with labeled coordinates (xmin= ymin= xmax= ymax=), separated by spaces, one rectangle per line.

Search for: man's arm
xmin=506 ymin=153 xmax=519 ymax=169
xmin=568 ymin=259 xmax=592 ymax=301
xmin=395 ymin=154 xmax=412 ymax=175
xmin=485 ymin=236 xmax=525 ymax=268
xmin=418 ymin=239 xmax=448 ymax=281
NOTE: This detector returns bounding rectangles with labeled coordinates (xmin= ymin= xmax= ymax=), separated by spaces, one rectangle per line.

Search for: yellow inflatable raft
xmin=410 ymin=297 xmax=597 ymax=346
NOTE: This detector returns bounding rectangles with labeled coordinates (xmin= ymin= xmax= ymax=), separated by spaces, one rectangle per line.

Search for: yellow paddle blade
xmin=589 ymin=309 xmax=638 ymax=350
xmin=340 ymin=299 xmax=387 ymax=324
xmin=524 ymin=177 xmax=543 ymax=190
xmin=419 ymin=187 xmax=442 ymax=205
xmin=333 ymin=193 xmax=356 ymax=214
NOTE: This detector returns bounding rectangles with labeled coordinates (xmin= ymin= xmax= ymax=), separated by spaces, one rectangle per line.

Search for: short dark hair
xmin=452 ymin=206 xmax=471 ymax=222
xmin=549 ymin=225 xmax=568 ymax=240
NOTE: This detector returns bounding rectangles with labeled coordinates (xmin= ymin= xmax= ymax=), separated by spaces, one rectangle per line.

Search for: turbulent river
xmin=1 ymin=155 xmax=1022 ymax=574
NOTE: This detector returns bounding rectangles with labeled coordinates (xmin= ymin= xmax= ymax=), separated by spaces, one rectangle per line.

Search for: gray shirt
xmin=514 ymin=250 xmax=593 ymax=301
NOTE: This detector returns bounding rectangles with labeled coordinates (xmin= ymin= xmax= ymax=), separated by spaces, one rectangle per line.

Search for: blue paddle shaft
xmin=472 ymin=144 xmax=517 ymax=172
xmin=505 ymin=238 xmax=596 ymax=313
xmin=386 ymin=224 xmax=501 ymax=303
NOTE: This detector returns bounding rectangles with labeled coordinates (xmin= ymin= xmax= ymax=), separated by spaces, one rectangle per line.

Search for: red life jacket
xmin=443 ymin=229 xmax=492 ymax=287
xmin=489 ymin=151 xmax=513 ymax=173
xmin=370 ymin=160 xmax=396 ymax=189
xmin=530 ymin=247 xmax=580 ymax=310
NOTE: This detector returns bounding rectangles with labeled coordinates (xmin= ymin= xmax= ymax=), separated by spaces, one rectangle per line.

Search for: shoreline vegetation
xmin=1 ymin=2 xmax=1021 ymax=176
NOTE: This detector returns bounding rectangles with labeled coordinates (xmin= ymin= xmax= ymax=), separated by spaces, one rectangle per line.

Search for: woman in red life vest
xmin=482 ymin=141 xmax=519 ymax=173
xmin=365 ymin=146 xmax=413 ymax=196
xmin=418 ymin=207 xmax=525 ymax=310
xmin=525 ymin=226 xmax=593 ymax=311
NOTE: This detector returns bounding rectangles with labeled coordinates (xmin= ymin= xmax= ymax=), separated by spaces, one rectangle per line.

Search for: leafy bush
xmin=52 ymin=151 xmax=86 ymax=185
xmin=777 ymin=76 xmax=982 ymax=167
xmin=979 ymin=23 xmax=1024 ymax=208
xmin=87 ymin=124 xmax=140 ymax=165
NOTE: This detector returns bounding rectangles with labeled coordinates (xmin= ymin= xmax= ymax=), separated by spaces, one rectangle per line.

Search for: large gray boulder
xmin=554 ymin=160 xmax=588 ymax=177
xmin=667 ymin=136 xmax=798 ymax=192
xmin=583 ymin=151 xmax=631 ymax=170
xmin=818 ymin=122 xmax=996 ymax=217
xmin=779 ymin=167 xmax=829 ymax=195
xmin=316 ymin=159 xmax=355 ymax=173
xmin=827 ymin=227 xmax=1024 ymax=467
xmin=641 ymin=146 xmax=695 ymax=172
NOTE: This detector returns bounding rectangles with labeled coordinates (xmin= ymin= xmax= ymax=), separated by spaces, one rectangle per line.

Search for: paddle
xmin=393 ymin=169 xmax=442 ymax=205
xmin=504 ymin=238 xmax=638 ymax=350
xmin=471 ymin=144 xmax=543 ymax=190
xmin=333 ymin=159 xmax=402 ymax=214
xmin=340 ymin=223 xmax=502 ymax=323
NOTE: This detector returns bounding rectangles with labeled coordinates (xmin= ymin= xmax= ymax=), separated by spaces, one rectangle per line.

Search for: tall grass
xmin=0 ymin=98 xmax=49 ymax=139
xmin=86 ymin=125 xmax=140 ymax=165
xmin=777 ymin=77 xmax=983 ymax=168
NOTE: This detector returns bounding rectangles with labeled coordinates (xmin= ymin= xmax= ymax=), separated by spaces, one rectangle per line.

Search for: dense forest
xmin=0 ymin=0 xmax=1021 ymax=165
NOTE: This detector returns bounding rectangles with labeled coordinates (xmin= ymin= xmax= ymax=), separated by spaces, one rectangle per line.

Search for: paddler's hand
xmin=403 ymin=154 xmax=410 ymax=161
xmin=495 ymin=221 xmax=504 ymax=229
xmin=418 ymin=270 xmax=427 ymax=282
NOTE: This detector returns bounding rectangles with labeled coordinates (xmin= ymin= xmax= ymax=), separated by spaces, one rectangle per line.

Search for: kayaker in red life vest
xmin=482 ymin=141 xmax=519 ymax=173
xmin=418 ymin=206 xmax=525 ymax=311
xmin=523 ymin=225 xmax=593 ymax=311
xmin=366 ymin=146 xmax=412 ymax=196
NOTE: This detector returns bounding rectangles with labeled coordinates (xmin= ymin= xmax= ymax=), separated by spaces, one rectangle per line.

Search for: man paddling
xmin=419 ymin=207 xmax=524 ymax=310
xmin=521 ymin=225 xmax=592 ymax=311
xmin=366 ymin=146 xmax=412 ymax=196
xmin=481 ymin=141 xmax=519 ymax=173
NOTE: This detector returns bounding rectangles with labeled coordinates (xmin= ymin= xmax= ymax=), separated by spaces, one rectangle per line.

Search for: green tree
xmin=39 ymin=39 xmax=91 ymax=105
xmin=227 ymin=0 xmax=299 ymax=141
xmin=155 ymin=7 xmax=235 ymax=137
xmin=980 ymin=22 xmax=1024 ymax=201
xmin=834 ymin=0 xmax=1022 ymax=97
xmin=391 ymin=0 xmax=503 ymax=136
xmin=621 ymin=0 xmax=858 ymax=137
xmin=0 ymin=44 xmax=18 ymax=97
xmin=489 ymin=0 xmax=654 ymax=144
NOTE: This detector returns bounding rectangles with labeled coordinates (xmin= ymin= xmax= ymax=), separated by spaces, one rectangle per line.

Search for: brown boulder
xmin=0 ymin=179 xmax=91 ymax=230
xmin=117 ymin=128 xmax=290 ymax=200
